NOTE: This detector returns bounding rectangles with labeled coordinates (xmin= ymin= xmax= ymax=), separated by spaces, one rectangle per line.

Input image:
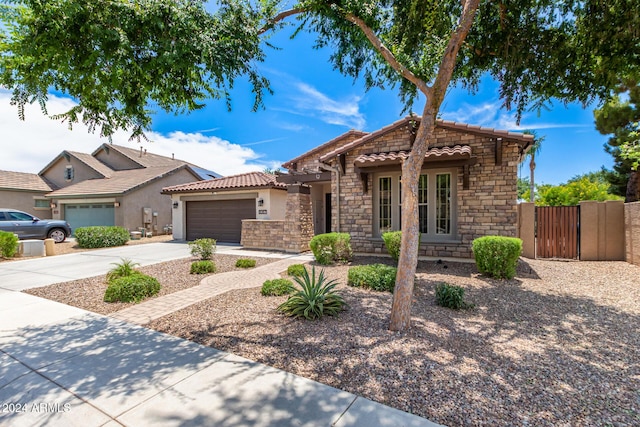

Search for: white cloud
xmin=0 ymin=91 xmax=279 ymax=176
xmin=290 ymin=82 xmax=365 ymax=129
xmin=442 ymin=101 xmax=590 ymax=131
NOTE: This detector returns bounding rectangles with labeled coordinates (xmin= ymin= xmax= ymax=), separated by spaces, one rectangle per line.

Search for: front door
xmin=325 ymin=193 xmax=332 ymax=233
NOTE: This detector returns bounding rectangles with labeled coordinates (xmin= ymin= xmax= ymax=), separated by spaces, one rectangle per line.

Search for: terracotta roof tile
xmin=162 ymin=172 xmax=287 ymax=193
xmin=354 ymin=145 xmax=472 ymax=166
xmin=0 ymin=170 xmax=53 ymax=192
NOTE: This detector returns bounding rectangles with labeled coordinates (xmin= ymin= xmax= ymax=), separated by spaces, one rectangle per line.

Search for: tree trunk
xmin=389 ymin=105 xmax=437 ymax=331
xmin=627 ymin=170 xmax=639 ymax=202
xmin=529 ymin=156 xmax=536 ymax=203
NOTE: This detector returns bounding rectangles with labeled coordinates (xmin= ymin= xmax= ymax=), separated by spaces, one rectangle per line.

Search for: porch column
xmin=284 ymin=184 xmax=314 ymax=253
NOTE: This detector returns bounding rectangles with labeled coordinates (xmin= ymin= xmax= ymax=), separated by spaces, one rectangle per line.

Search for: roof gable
xmin=281 ymin=129 xmax=368 ymax=170
xmin=317 ymin=116 xmax=534 ymax=163
xmin=38 ymin=150 xmax=114 ymax=177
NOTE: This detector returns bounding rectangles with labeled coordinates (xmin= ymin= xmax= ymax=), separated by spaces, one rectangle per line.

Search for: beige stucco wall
xmin=94 ymin=147 xmax=141 ymax=170
xmin=624 ymin=202 xmax=640 ymax=266
xmin=120 ymin=168 xmax=199 ymax=234
xmin=294 ymin=123 xmax=520 ymax=258
xmin=0 ymin=190 xmax=51 ymax=218
xmin=170 ymin=188 xmax=287 ymax=241
xmin=517 ymin=202 xmax=536 ymax=259
xmin=41 ymin=156 xmax=103 ymax=190
xmin=579 ymin=200 xmax=625 ymax=261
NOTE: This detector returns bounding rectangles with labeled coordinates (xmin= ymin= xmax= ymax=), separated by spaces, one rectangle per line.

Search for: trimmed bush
xmin=472 ymin=236 xmax=522 ymax=279
xmin=277 ymin=267 xmax=346 ymax=320
xmin=381 ymin=231 xmax=402 ymax=261
xmin=75 ymin=226 xmax=130 ymax=248
xmin=287 ymin=264 xmax=307 ymax=277
xmin=235 ymin=258 xmax=256 ymax=268
xmin=104 ymin=274 xmax=160 ymax=303
xmin=188 ymin=238 xmax=216 ymax=260
xmin=435 ymin=283 xmax=473 ymax=310
xmin=106 ymin=258 xmax=141 ymax=282
xmin=0 ymin=231 xmax=19 ymax=258
xmin=309 ymin=233 xmax=353 ymax=265
xmin=347 ymin=264 xmax=398 ymax=292
xmin=261 ymin=278 xmax=295 ymax=296
xmin=190 ymin=260 xmax=216 ymax=274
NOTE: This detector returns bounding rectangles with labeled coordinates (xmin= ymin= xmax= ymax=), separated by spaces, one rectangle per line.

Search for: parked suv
xmin=0 ymin=209 xmax=72 ymax=243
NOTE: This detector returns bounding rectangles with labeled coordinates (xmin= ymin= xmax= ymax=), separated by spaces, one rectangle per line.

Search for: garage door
xmin=65 ymin=204 xmax=115 ymax=234
xmin=186 ymin=199 xmax=256 ymax=243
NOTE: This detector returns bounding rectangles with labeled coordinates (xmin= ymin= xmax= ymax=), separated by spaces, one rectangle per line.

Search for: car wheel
xmin=48 ymin=228 xmax=67 ymax=243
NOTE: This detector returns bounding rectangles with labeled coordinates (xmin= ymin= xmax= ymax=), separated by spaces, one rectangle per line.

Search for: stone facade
xmin=241 ymin=185 xmax=314 ymax=253
xmin=241 ymin=220 xmax=285 ymax=250
xmin=282 ymin=119 xmax=526 ymax=258
xmin=625 ymin=201 xmax=640 ymax=266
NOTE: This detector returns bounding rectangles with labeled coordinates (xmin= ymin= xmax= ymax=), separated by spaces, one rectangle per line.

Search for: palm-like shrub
xmin=277 ymin=267 xmax=346 ymax=320
xmin=106 ymin=258 xmax=141 ymax=282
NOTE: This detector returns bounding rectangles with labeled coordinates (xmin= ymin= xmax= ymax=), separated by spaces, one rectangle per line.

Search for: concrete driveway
xmin=0 ymin=242 xmax=192 ymax=291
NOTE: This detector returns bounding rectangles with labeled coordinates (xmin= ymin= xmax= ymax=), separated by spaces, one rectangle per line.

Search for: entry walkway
xmin=111 ymin=255 xmax=312 ymax=325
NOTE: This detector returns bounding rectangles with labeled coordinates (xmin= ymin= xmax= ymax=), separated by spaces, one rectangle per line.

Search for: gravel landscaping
xmin=146 ymin=257 xmax=640 ymax=427
xmin=24 ymin=254 xmax=278 ymax=315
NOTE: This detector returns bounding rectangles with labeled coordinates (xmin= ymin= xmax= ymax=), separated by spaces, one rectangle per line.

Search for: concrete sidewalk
xmin=0 ymin=242 xmax=442 ymax=426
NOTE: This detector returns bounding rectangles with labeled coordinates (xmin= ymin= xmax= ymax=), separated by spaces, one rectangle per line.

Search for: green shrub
xmin=381 ymin=231 xmax=402 ymax=261
xmin=106 ymin=258 xmax=140 ymax=282
xmin=287 ymin=264 xmax=307 ymax=277
xmin=309 ymin=233 xmax=353 ymax=265
xmin=235 ymin=258 xmax=256 ymax=268
xmin=472 ymin=236 xmax=522 ymax=279
xmin=104 ymin=274 xmax=160 ymax=303
xmin=190 ymin=260 xmax=216 ymax=274
xmin=0 ymin=231 xmax=19 ymax=258
xmin=435 ymin=283 xmax=473 ymax=310
xmin=188 ymin=238 xmax=216 ymax=260
xmin=277 ymin=267 xmax=346 ymax=320
xmin=75 ymin=226 xmax=130 ymax=248
xmin=261 ymin=278 xmax=295 ymax=296
xmin=347 ymin=264 xmax=398 ymax=292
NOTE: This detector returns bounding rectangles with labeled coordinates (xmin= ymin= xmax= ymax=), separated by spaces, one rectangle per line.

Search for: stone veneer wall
xmin=241 ymin=185 xmax=314 ymax=253
xmin=296 ymin=122 xmax=520 ymax=259
xmin=283 ymin=186 xmax=314 ymax=252
xmin=625 ymin=201 xmax=640 ymax=266
xmin=241 ymin=220 xmax=285 ymax=251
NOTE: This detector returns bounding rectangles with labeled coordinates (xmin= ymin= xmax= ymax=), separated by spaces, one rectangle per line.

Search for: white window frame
xmin=373 ymin=168 xmax=457 ymax=242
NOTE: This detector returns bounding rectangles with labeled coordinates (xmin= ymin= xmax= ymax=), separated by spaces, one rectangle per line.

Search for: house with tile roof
xmin=162 ymin=172 xmax=288 ymax=243
xmin=234 ymin=116 xmax=534 ymax=257
xmin=0 ymin=144 xmax=219 ymax=235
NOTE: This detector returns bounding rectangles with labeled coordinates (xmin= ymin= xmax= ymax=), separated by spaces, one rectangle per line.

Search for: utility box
xmin=142 ymin=207 xmax=152 ymax=225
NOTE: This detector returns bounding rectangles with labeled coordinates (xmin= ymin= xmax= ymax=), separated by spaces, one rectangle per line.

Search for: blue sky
xmin=1 ymin=22 xmax=613 ymax=185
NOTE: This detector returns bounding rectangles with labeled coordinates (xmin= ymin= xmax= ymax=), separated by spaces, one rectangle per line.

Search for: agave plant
xmin=277 ymin=266 xmax=346 ymax=320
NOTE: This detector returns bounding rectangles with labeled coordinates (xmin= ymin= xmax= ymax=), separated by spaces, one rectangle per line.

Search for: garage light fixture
xmin=257 ymin=198 xmax=264 ymax=207
xmin=114 ymin=202 xmax=120 ymax=207
xmin=50 ymin=202 xmax=57 ymax=209
xmin=173 ymin=202 xmax=179 ymax=209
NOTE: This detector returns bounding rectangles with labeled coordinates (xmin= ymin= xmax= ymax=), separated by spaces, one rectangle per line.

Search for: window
xmin=34 ymin=199 xmax=50 ymax=208
xmin=374 ymin=169 xmax=456 ymax=240
xmin=65 ymin=165 xmax=74 ymax=181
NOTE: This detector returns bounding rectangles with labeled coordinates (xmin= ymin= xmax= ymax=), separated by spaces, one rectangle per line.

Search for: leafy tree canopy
xmin=1 ymin=0 xmax=638 ymax=138
xmin=531 ymin=171 xmax=623 ymax=206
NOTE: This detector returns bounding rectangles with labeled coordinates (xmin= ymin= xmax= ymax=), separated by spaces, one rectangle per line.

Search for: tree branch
xmin=344 ymin=13 xmax=431 ymax=97
xmin=430 ymin=0 xmax=481 ymax=106
xmin=258 ymin=7 xmax=306 ymax=35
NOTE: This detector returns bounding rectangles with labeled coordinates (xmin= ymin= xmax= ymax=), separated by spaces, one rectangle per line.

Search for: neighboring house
xmin=241 ymin=116 xmax=533 ymax=257
xmin=0 ymin=170 xmax=54 ymax=217
xmin=1 ymin=144 xmax=219 ymax=235
xmin=162 ymin=172 xmax=288 ymax=243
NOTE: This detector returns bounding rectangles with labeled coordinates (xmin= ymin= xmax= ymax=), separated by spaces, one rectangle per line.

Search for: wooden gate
xmin=536 ymin=206 xmax=580 ymax=259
